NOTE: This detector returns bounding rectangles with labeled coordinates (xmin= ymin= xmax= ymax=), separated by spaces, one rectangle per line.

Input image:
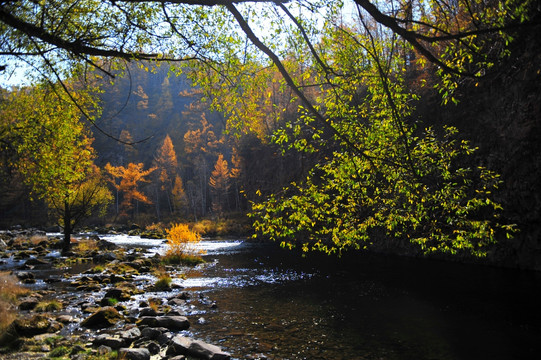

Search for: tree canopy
xmin=1 ymin=0 xmax=539 ymax=257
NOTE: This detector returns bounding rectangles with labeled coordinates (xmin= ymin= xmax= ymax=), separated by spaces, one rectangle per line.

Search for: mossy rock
xmin=81 ymin=306 xmax=124 ymax=329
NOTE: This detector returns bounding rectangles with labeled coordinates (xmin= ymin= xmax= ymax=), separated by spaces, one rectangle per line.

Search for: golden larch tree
xmin=105 ymin=162 xmax=155 ymax=218
xmin=209 ymin=154 xmax=230 ymax=214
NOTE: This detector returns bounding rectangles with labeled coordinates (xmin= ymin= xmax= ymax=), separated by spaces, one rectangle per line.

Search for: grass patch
xmin=162 ymin=253 xmax=205 ymax=266
xmin=75 ymin=238 xmax=99 ymax=252
xmin=153 ymin=275 xmax=172 ymax=291
xmin=48 ymin=345 xmax=70 ymax=358
xmin=0 ymin=272 xmax=29 ymax=335
xmin=90 ymin=265 xmax=105 ymax=273
xmin=105 ymin=298 xmax=118 ymax=306
xmin=35 ymin=300 xmax=63 ymax=312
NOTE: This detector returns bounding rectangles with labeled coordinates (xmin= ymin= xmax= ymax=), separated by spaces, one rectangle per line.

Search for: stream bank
xmin=2 ymin=229 xmax=541 ymax=360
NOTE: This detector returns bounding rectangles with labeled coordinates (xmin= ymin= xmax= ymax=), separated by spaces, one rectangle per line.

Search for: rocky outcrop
xmin=81 ymin=306 xmax=124 ymax=329
xmin=12 ymin=314 xmax=63 ymax=337
xmin=167 ymin=335 xmax=231 ymax=360
xmin=137 ymin=315 xmax=190 ymax=331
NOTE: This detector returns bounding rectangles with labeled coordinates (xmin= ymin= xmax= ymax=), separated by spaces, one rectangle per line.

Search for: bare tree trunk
xmin=62 ymin=201 xmax=71 ymax=255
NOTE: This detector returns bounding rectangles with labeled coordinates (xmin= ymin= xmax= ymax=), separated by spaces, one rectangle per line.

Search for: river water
xmin=98 ymin=236 xmax=541 ymax=360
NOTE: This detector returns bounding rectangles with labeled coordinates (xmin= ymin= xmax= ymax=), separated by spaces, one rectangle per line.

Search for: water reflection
xmin=61 ymin=235 xmax=541 ymax=359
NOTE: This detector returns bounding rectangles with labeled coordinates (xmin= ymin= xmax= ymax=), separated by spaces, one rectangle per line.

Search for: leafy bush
xmin=163 ymin=223 xmax=204 ymax=265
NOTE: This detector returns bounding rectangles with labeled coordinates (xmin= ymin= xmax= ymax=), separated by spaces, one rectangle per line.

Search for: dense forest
xmin=1 ymin=0 xmax=540 ymax=269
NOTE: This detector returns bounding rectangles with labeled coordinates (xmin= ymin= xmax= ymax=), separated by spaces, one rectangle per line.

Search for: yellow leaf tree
xmin=105 ymin=162 xmax=155 ymax=219
xmin=209 ymin=154 xmax=230 ymax=215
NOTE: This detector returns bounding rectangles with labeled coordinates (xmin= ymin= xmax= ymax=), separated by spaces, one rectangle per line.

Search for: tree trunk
xmin=62 ymin=201 xmax=71 ymax=255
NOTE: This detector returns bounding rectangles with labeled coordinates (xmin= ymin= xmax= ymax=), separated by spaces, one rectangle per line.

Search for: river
xmin=99 ymin=235 xmax=541 ymax=360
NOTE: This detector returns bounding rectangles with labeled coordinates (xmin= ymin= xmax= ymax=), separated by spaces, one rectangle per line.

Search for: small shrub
xmin=162 ymin=253 xmax=205 ymax=266
xmin=35 ymin=300 xmax=63 ymax=312
xmin=75 ymin=238 xmax=99 ymax=252
xmin=48 ymin=345 xmax=70 ymax=358
xmin=106 ymin=298 xmax=118 ymax=306
xmin=44 ymin=335 xmax=64 ymax=346
xmin=154 ymin=275 xmax=172 ymax=291
xmin=163 ymin=223 xmax=204 ymax=265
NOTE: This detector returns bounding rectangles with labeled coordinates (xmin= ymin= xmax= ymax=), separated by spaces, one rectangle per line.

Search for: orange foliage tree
xmin=209 ymin=154 xmax=230 ymax=215
xmin=153 ymin=134 xmax=181 ymax=217
xmin=105 ymin=162 xmax=156 ymax=218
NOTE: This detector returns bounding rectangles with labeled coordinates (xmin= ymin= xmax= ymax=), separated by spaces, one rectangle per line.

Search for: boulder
xmin=24 ymin=257 xmax=50 ymax=266
xmin=139 ymin=307 xmax=158 ymax=317
xmin=121 ymin=326 xmax=142 ymax=342
xmin=137 ymin=316 xmax=190 ymax=331
xmin=93 ymin=334 xmax=126 ymax=349
xmin=16 ymin=271 xmax=34 ymax=281
xmin=119 ymin=348 xmax=150 ymax=360
xmin=140 ymin=327 xmax=167 ymax=340
xmin=103 ymin=287 xmax=132 ymax=301
xmin=81 ymin=306 xmax=124 ymax=329
xmin=167 ymin=335 xmax=230 ymax=360
xmin=12 ymin=314 xmax=63 ymax=337
xmin=97 ymin=239 xmax=119 ymax=250
xmin=18 ymin=296 xmax=40 ymax=311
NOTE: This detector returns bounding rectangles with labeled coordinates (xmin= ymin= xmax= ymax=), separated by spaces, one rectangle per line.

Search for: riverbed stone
xmin=137 ymin=315 xmax=190 ymax=331
xmin=167 ymin=335 xmax=231 ymax=360
xmin=12 ymin=314 xmax=62 ymax=337
xmin=18 ymin=296 xmax=40 ymax=310
xmin=139 ymin=307 xmax=158 ymax=316
xmin=81 ymin=306 xmax=124 ymax=329
xmin=24 ymin=257 xmax=50 ymax=266
xmin=93 ymin=334 xmax=126 ymax=349
xmin=119 ymin=347 xmax=150 ymax=360
xmin=120 ymin=325 xmax=142 ymax=341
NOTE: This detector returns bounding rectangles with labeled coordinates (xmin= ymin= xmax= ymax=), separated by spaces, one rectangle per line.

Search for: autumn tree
xmin=1 ymin=0 xmax=537 ymax=257
xmin=209 ymin=154 xmax=230 ymax=215
xmin=153 ymin=134 xmax=181 ymax=218
xmin=172 ymin=174 xmax=188 ymax=216
xmin=105 ymin=162 xmax=155 ymax=219
xmin=0 ymin=83 xmax=111 ymax=253
xmin=183 ymin=113 xmax=224 ymax=217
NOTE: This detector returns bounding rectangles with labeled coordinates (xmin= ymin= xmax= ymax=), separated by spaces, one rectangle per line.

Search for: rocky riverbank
xmin=0 ymin=229 xmax=241 ymax=360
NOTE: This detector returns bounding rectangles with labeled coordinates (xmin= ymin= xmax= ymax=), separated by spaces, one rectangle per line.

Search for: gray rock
xmin=121 ymin=325 xmax=142 ymax=341
xmin=168 ymin=335 xmax=230 ymax=360
xmin=81 ymin=306 xmax=124 ymax=329
xmin=119 ymin=347 xmax=150 ymax=360
xmin=138 ymin=315 xmax=189 ymax=331
xmin=16 ymin=271 xmax=34 ymax=281
xmin=140 ymin=327 xmax=164 ymax=340
xmin=139 ymin=307 xmax=158 ymax=316
xmin=93 ymin=334 xmax=126 ymax=349
xmin=97 ymin=345 xmax=112 ymax=355
xmin=18 ymin=296 xmax=40 ymax=310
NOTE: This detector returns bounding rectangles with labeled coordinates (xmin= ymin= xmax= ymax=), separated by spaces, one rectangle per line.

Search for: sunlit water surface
xmin=99 ymin=235 xmax=541 ymax=360
xmin=4 ymin=233 xmax=539 ymax=360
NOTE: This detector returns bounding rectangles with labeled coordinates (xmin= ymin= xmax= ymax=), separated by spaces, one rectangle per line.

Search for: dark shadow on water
xmin=185 ymin=243 xmax=541 ymax=360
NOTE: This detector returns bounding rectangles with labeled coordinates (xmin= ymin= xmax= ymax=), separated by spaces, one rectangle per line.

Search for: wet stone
xmin=81 ymin=306 xmax=124 ymax=329
xmin=139 ymin=307 xmax=158 ymax=317
xmin=18 ymin=296 xmax=40 ymax=311
xmin=93 ymin=334 xmax=126 ymax=349
xmin=167 ymin=335 xmax=231 ymax=360
xmin=119 ymin=347 xmax=150 ymax=360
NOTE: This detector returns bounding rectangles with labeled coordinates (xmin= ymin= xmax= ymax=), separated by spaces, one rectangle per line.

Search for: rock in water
xmin=119 ymin=348 xmax=150 ymax=360
xmin=168 ymin=335 xmax=230 ymax=360
xmin=137 ymin=315 xmax=190 ymax=331
xmin=81 ymin=306 xmax=124 ymax=329
xmin=12 ymin=314 xmax=62 ymax=336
